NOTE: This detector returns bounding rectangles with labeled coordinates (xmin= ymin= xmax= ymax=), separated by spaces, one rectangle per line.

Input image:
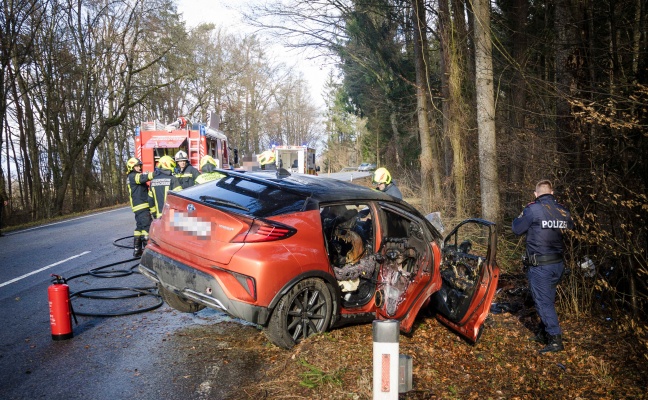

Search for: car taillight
xmin=231 ymin=217 xmax=296 ymax=243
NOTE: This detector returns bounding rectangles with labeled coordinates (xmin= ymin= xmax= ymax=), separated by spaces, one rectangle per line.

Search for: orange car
xmin=138 ymin=170 xmax=499 ymax=349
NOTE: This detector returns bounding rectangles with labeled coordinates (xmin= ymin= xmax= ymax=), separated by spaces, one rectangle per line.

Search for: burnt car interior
xmin=321 ymin=204 xmax=377 ymax=306
xmin=376 ymin=208 xmax=431 ymax=316
xmin=436 ymin=222 xmax=490 ymax=321
xmin=320 ymin=204 xmax=432 ymax=313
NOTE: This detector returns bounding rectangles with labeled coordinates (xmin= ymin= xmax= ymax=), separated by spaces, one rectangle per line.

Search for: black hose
xmin=112 ymin=235 xmax=134 ymax=249
xmin=65 ymin=238 xmax=163 ymax=318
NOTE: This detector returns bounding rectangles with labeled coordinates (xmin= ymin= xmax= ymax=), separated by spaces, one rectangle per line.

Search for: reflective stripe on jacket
xmin=175 ymin=164 xmax=201 ymax=189
xmin=149 ymin=170 xmax=182 ymax=218
xmin=195 ymin=172 xmax=225 ymax=185
xmin=127 ymin=171 xmax=153 ymax=212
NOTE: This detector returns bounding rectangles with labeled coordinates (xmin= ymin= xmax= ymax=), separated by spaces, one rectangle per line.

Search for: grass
xmin=298 ymin=358 xmax=345 ymax=389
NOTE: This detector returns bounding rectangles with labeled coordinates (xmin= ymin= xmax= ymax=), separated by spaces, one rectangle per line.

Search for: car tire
xmin=266 ymin=278 xmax=333 ymax=349
xmin=158 ymin=285 xmax=206 ymax=313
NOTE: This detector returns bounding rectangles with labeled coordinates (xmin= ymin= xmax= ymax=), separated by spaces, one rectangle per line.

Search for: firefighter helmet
xmin=199 ymin=155 xmax=218 ymax=173
xmin=174 ymin=150 xmax=188 ymax=162
xmin=257 ymin=150 xmax=276 ymax=166
xmin=373 ymin=167 xmax=392 ymax=185
xmin=157 ymin=155 xmax=176 ymax=171
xmin=126 ymin=157 xmax=143 ymax=174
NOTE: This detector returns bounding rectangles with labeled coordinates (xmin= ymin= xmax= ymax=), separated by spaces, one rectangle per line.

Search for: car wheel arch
xmin=265 ymin=270 xmax=341 ymax=324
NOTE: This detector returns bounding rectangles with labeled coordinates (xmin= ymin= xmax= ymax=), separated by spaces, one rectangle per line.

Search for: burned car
xmin=138 ymin=170 xmax=499 ymax=349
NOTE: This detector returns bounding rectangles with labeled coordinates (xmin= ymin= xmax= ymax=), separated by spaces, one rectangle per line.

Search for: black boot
xmin=142 ymin=236 xmax=148 ymax=250
xmin=529 ymin=330 xmax=549 ymax=345
xmin=133 ymin=236 xmax=143 ymax=258
xmin=539 ymin=334 xmax=564 ymax=354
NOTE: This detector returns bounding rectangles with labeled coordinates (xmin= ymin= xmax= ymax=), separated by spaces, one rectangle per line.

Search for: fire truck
xmin=273 ymin=145 xmax=317 ymax=175
xmin=133 ymin=113 xmax=229 ymax=173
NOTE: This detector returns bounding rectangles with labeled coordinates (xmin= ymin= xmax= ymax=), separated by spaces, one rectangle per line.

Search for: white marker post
xmin=373 ymin=320 xmax=399 ymax=400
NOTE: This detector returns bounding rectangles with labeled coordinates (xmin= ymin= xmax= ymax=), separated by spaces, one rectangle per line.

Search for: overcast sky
xmin=175 ymin=0 xmax=331 ymax=106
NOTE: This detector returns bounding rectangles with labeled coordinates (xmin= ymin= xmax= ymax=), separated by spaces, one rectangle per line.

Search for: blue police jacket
xmin=512 ymin=193 xmax=574 ymax=256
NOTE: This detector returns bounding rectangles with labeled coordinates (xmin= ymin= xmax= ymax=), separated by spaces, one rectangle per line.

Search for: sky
xmin=174 ymin=0 xmax=332 ymax=107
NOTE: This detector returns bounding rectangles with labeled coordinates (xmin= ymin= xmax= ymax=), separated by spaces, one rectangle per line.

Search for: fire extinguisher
xmin=48 ymin=274 xmax=75 ymax=340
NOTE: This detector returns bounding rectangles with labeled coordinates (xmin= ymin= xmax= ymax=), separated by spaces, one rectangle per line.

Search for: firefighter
xmin=195 ymin=155 xmax=225 ymax=184
xmin=373 ymin=168 xmax=402 ymax=199
xmin=174 ymin=150 xmax=200 ymax=189
xmin=149 ymin=155 xmax=182 ymax=219
xmin=512 ymin=179 xmax=574 ymax=353
xmin=126 ymin=157 xmax=153 ymax=257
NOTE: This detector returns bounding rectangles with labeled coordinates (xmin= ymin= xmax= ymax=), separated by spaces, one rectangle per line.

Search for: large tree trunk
xmin=412 ymin=0 xmax=441 ymax=212
xmin=473 ymin=0 xmax=500 ymax=223
xmin=439 ymin=0 xmax=468 ymax=218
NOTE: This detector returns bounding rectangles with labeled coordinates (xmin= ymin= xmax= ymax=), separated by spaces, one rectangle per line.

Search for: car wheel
xmin=266 ymin=278 xmax=333 ymax=349
xmin=158 ymin=285 xmax=205 ymax=313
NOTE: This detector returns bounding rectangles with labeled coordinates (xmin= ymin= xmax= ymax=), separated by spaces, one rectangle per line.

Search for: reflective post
xmin=373 ymin=320 xmax=399 ymax=400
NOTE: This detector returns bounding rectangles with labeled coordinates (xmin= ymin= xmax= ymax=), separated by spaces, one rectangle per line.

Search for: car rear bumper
xmin=138 ymin=249 xmax=270 ymax=325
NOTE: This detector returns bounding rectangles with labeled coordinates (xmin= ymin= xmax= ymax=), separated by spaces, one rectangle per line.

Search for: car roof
xmin=214 ymin=169 xmax=417 ymax=208
xmin=239 ymin=170 xmax=396 ymax=203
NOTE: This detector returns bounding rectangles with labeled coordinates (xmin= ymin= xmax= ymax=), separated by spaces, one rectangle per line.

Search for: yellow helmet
xmin=126 ymin=157 xmax=142 ymax=173
xmin=257 ymin=150 xmax=276 ymax=166
xmin=157 ymin=155 xmax=176 ymax=171
xmin=199 ymin=155 xmax=217 ymax=172
xmin=373 ymin=167 xmax=391 ymax=185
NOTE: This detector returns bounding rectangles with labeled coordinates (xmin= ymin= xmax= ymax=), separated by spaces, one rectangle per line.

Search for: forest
xmin=1 ymin=0 xmax=646 ymax=359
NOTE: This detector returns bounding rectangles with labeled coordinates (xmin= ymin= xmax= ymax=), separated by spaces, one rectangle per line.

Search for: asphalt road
xmin=0 ymin=207 xmax=259 ymax=400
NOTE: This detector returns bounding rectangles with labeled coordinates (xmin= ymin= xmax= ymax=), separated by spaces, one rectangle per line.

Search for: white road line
xmin=0 ymin=251 xmax=91 ymax=288
xmin=17 ymin=207 xmax=127 ymax=233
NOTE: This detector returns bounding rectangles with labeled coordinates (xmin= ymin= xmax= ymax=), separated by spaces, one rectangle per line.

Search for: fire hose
xmin=63 ymin=236 xmax=163 ymax=318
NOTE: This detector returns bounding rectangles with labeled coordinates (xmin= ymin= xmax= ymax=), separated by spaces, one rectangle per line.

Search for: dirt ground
xmin=188 ymin=274 xmax=648 ymax=399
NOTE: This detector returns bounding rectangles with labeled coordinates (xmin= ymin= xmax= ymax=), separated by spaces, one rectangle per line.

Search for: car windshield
xmin=175 ymin=175 xmax=307 ymax=217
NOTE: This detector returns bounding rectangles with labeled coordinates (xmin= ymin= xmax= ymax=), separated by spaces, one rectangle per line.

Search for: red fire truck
xmin=134 ymin=114 xmax=229 ymax=173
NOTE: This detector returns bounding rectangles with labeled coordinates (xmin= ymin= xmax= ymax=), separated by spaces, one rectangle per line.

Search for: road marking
xmin=0 ymin=251 xmax=91 ymax=288
xmin=16 ymin=207 xmax=128 ymax=234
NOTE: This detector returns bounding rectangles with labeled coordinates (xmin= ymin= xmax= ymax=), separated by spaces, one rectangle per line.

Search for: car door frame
xmin=432 ymin=218 xmax=499 ymax=343
xmin=372 ymin=202 xmax=442 ymax=332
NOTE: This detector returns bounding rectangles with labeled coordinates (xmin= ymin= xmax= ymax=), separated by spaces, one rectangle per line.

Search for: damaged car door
xmin=373 ymin=203 xmax=443 ymax=332
xmin=432 ymin=218 xmax=499 ymax=342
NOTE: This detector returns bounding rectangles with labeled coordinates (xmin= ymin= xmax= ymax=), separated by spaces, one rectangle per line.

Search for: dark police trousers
xmin=527 ymin=261 xmax=564 ymax=336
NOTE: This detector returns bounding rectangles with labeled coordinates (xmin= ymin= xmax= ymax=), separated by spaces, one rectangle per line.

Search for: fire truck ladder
xmin=188 ymin=137 xmax=200 ymax=167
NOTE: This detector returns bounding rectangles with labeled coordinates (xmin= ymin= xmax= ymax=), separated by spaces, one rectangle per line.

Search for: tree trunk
xmin=412 ymin=0 xmax=440 ymax=212
xmin=439 ymin=0 xmax=468 ymax=218
xmin=473 ymin=0 xmax=500 ymax=223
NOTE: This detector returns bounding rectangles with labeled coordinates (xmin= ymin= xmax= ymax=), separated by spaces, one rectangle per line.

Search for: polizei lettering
xmin=541 ymin=220 xmax=568 ymax=229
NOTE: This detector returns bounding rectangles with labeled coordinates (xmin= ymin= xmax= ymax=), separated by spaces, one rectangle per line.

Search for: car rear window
xmin=176 ymin=175 xmax=307 ymax=217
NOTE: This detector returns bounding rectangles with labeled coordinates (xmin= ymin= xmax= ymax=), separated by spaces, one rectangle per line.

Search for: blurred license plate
xmin=169 ymin=210 xmax=211 ymax=238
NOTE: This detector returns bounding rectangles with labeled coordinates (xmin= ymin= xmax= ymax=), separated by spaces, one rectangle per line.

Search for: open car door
xmin=430 ymin=218 xmax=499 ymax=343
xmin=373 ymin=204 xmax=442 ymax=332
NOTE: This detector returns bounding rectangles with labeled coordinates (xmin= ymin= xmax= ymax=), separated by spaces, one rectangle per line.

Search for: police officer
xmin=126 ymin=157 xmax=153 ymax=257
xmin=512 ymin=179 xmax=574 ymax=353
xmin=174 ymin=150 xmax=200 ymax=189
xmin=195 ymin=155 xmax=225 ymax=184
xmin=372 ymin=167 xmax=403 ymax=199
xmin=149 ymin=155 xmax=182 ymax=219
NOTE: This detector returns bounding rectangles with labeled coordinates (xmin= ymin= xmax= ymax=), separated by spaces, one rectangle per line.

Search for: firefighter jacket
xmin=512 ymin=193 xmax=574 ymax=256
xmin=127 ymin=170 xmax=153 ymax=213
xmin=195 ymin=171 xmax=225 ymax=185
xmin=375 ymin=182 xmax=403 ymax=200
xmin=149 ymin=169 xmax=182 ymax=218
xmin=175 ymin=164 xmax=201 ymax=189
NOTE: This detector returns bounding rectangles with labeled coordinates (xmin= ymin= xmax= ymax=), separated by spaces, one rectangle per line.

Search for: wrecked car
xmin=138 ymin=170 xmax=499 ymax=349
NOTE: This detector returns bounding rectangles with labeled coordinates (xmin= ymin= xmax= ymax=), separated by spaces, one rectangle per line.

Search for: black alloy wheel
xmin=266 ymin=278 xmax=333 ymax=349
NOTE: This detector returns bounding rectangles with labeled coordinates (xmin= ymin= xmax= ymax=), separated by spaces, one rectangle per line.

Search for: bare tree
xmin=473 ymin=0 xmax=500 ymax=222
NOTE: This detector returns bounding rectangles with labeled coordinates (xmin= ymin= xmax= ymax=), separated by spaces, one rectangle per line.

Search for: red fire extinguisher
xmin=48 ymin=274 xmax=74 ymax=340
